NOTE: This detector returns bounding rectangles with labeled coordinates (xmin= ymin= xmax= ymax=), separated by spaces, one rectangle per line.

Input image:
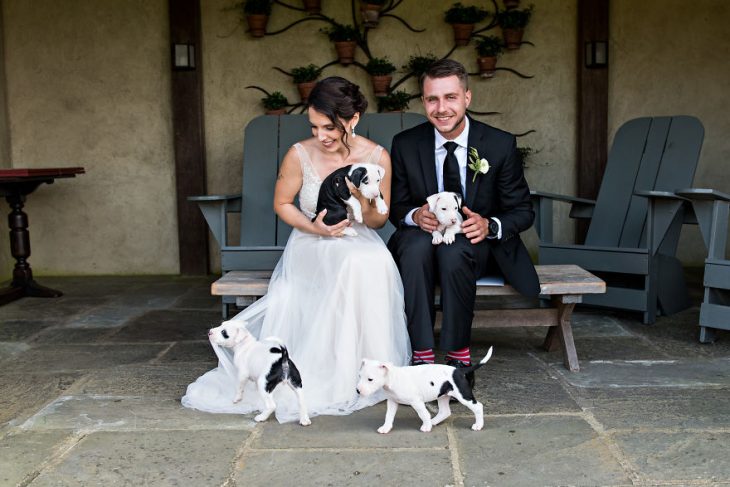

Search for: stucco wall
xmin=1 ymin=0 xmax=178 ymax=276
xmin=610 ymin=0 xmax=730 ymax=264
xmin=200 ymin=0 xmax=577 ymax=270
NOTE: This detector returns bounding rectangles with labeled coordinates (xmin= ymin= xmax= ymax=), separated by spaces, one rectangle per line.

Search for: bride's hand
xmin=313 ymin=209 xmax=350 ymax=237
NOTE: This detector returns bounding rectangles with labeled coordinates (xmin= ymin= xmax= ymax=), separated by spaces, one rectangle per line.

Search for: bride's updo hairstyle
xmin=307 ymin=76 xmax=368 ymax=153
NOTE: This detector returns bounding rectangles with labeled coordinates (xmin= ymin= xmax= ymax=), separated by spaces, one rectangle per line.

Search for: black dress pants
xmin=388 ymin=227 xmax=495 ymax=351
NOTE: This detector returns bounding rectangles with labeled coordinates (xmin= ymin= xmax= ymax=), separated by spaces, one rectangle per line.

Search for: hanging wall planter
xmin=474 ymin=35 xmax=503 ymax=78
xmin=321 ymin=23 xmax=360 ymax=65
xmin=366 ymin=57 xmax=396 ymax=96
xmin=444 ymin=3 xmax=489 ymax=47
xmin=503 ymin=0 xmax=520 ymax=9
xmin=291 ymin=64 xmax=321 ymax=102
xmin=334 ymin=41 xmax=357 ymax=64
xmin=361 ymin=0 xmax=387 ymax=28
xmin=262 ymin=91 xmax=289 ymax=115
xmin=243 ymin=0 xmax=272 ymax=38
xmin=302 ymin=0 xmax=321 ymax=15
xmin=497 ymin=5 xmax=533 ymax=49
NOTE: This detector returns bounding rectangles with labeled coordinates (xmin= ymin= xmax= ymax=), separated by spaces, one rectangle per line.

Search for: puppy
xmin=427 ymin=191 xmax=463 ymax=245
xmin=208 ymin=320 xmax=311 ymax=426
xmin=356 ymin=347 xmax=493 ymax=433
xmin=314 ymin=163 xmax=388 ymax=237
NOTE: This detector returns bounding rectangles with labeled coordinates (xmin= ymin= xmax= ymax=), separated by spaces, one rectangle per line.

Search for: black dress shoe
xmin=446 ymin=359 xmax=475 ymax=389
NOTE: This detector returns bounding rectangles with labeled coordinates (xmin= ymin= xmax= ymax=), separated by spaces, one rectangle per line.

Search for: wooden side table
xmin=0 ymin=167 xmax=85 ymax=305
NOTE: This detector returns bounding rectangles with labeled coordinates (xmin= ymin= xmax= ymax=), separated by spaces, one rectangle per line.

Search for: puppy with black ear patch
xmin=356 ymin=347 xmax=493 ymax=433
xmin=427 ymin=191 xmax=463 ymax=245
xmin=314 ymin=163 xmax=388 ymax=237
xmin=208 ymin=320 xmax=311 ymax=426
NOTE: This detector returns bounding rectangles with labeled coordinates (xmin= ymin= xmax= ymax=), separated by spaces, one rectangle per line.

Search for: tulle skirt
xmin=182 ymin=223 xmax=411 ymax=422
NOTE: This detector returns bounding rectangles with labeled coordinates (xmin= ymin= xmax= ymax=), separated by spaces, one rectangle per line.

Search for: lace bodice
xmin=293 ymin=143 xmax=384 ymax=220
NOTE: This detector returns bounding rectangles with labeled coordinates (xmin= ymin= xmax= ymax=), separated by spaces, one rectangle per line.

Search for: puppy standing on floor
xmin=208 ymin=320 xmax=311 ymax=426
xmin=427 ymin=191 xmax=463 ymax=245
xmin=314 ymin=163 xmax=388 ymax=237
xmin=356 ymin=347 xmax=493 ymax=433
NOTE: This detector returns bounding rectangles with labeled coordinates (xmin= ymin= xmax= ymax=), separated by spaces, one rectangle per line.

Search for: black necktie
xmin=442 ymin=141 xmax=462 ymax=198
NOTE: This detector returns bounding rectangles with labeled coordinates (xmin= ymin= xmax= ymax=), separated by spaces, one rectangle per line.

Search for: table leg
xmin=0 ymin=193 xmax=62 ymax=305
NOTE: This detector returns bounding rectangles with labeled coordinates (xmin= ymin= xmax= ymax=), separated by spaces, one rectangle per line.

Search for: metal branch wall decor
xmin=239 ymin=0 xmax=538 ymax=164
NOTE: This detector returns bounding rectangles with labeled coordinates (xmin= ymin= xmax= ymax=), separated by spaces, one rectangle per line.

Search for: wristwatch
xmin=487 ymin=218 xmax=500 ymax=237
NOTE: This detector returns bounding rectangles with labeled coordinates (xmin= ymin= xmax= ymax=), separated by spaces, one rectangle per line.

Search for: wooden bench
xmin=211 ymin=264 xmax=605 ymax=372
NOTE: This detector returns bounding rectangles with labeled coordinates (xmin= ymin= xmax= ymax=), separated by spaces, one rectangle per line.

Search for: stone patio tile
xmin=256 ymin=402 xmax=448 ymax=449
xmin=0 ymin=320 xmax=58 ymax=340
xmin=575 ymin=387 xmax=730 ymax=430
xmin=615 ymin=431 xmax=730 ymax=484
xmin=9 ymin=344 xmax=167 ymax=372
xmin=0 ymin=373 xmax=81 ymax=425
xmin=20 ymin=396 xmax=253 ymax=432
xmin=0 ymin=297 xmax=100 ymax=321
xmin=29 ymin=430 xmax=246 ymax=487
xmin=455 ymin=415 xmax=630 ymax=487
xmin=0 ymin=430 xmax=74 ymax=486
xmin=156 ymin=341 xmax=218 ymax=364
xmin=235 ymin=449 xmax=453 ymax=486
xmin=0 ymin=341 xmax=31 ymax=363
xmin=569 ymin=311 xmax=635 ymax=338
xmin=107 ymin=309 xmax=218 ymax=342
xmin=553 ymin=358 xmax=730 ymax=388
xmin=63 ymin=306 xmax=148 ymax=328
xmin=470 ymin=348 xmax=581 ymax=415
xmin=543 ymin=336 xmax=669 ymax=362
xmin=72 ymin=363 xmax=212 ymax=398
xmin=31 ymin=327 xmax=117 ymax=344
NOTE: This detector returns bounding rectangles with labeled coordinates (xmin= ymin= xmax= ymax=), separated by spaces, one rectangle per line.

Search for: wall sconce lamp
xmin=172 ymin=43 xmax=195 ymax=70
xmin=585 ymin=41 xmax=608 ymax=68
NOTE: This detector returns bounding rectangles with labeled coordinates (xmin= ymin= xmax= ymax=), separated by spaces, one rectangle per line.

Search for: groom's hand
xmin=462 ymin=207 xmax=489 ymax=244
xmin=414 ymin=203 xmax=438 ymax=233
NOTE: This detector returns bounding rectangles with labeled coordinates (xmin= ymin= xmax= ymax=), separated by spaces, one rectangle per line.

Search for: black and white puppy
xmin=314 ymin=163 xmax=388 ymax=237
xmin=427 ymin=191 xmax=463 ymax=245
xmin=208 ymin=320 xmax=311 ymax=426
xmin=356 ymin=347 xmax=493 ymax=433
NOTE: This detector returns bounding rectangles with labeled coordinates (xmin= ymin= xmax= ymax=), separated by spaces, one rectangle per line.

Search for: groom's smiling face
xmin=421 ymin=75 xmax=472 ymax=140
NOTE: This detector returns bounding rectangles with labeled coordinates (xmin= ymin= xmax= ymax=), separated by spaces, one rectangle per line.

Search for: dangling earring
xmin=351 ymin=125 xmax=357 ymax=138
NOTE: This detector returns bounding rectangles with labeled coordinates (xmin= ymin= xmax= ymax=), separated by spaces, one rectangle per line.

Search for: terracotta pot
xmin=297 ymin=81 xmax=317 ymax=102
xmin=334 ymin=41 xmax=357 ymax=65
xmin=370 ymin=75 xmax=392 ymax=97
xmin=265 ymin=108 xmax=287 ymax=115
xmin=451 ymin=23 xmax=474 ymax=47
xmin=246 ymin=14 xmax=268 ymax=38
xmin=360 ymin=3 xmax=382 ymax=28
xmin=503 ymin=0 xmax=520 ymax=9
xmin=302 ymin=0 xmax=321 ymax=14
xmin=502 ymin=28 xmax=524 ymax=49
xmin=477 ymin=56 xmax=497 ymax=78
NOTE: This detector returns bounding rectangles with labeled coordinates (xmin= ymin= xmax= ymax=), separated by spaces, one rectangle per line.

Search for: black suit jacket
xmin=389 ymin=117 xmax=540 ymax=296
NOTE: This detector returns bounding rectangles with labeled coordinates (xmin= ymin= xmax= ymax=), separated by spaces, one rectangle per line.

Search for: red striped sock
xmin=413 ymin=349 xmax=435 ymax=364
xmin=447 ymin=347 xmax=471 ymax=365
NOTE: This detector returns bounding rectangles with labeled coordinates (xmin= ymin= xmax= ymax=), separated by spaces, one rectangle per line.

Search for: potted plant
xmin=516 ymin=146 xmax=534 ymax=167
xmin=360 ymin=0 xmax=388 ymax=28
xmin=262 ymin=91 xmax=289 ymax=115
xmin=474 ymin=35 xmax=503 ymax=78
xmin=497 ymin=5 xmax=533 ymax=49
xmin=444 ymin=2 xmax=489 ymax=46
xmin=242 ymin=0 xmax=272 ymax=38
xmin=291 ymin=64 xmax=321 ymax=102
xmin=377 ymin=90 xmax=412 ymax=113
xmin=321 ymin=23 xmax=360 ymax=65
xmin=302 ymin=0 xmax=321 ymax=15
xmin=403 ymin=53 xmax=439 ymax=80
xmin=366 ymin=57 xmax=396 ymax=96
xmin=503 ymin=0 xmax=520 ymax=9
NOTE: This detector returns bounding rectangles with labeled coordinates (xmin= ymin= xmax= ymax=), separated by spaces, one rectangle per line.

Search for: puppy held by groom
xmin=387 ymin=59 xmax=539 ymax=382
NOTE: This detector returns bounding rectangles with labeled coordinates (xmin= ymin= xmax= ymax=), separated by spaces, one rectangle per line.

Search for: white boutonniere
xmin=468 ymin=147 xmax=490 ymax=182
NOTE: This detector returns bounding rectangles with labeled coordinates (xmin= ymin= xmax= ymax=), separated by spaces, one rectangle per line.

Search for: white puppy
xmin=356 ymin=347 xmax=493 ymax=433
xmin=427 ymin=191 xmax=463 ymax=245
xmin=208 ymin=320 xmax=311 ymax=426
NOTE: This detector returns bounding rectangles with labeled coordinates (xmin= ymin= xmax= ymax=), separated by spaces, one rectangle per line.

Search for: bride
xmin=182 ymin=77 xmax=411 ymax=422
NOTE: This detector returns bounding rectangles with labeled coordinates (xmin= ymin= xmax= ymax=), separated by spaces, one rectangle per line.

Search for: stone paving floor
xmin=0 ymin=272 xmax=729 ymax=486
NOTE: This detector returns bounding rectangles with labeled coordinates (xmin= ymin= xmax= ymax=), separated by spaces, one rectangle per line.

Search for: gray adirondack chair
xmin=675 ymin=188 xmax=730 ymax=343
xmin=190 ymin=112 xmax=427 ymax=315
xmin=532 ymin=116 xmax=704 ymax=324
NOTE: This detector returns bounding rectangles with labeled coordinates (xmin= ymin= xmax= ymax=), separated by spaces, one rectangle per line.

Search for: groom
xmin=387 ymin=59 xmax=539 ymax=381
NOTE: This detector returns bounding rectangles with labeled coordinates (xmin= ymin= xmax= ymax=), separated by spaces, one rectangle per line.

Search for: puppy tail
xmin=463 ymin=346 xmax=493 ymax=374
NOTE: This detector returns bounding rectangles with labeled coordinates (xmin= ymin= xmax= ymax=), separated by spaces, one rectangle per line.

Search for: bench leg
xmin=542 ymin=301 xmax=579 ymax=372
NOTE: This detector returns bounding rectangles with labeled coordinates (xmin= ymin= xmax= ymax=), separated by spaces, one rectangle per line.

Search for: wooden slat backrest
xmin=238 ymin=112 xmax=427 ymax=255
xmin=585 ymin=116 xmax=703 ymax=248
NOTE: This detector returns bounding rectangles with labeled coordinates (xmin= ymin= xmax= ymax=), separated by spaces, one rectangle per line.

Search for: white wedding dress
xmin=182 ymin=143 xmax=411 ymax=423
